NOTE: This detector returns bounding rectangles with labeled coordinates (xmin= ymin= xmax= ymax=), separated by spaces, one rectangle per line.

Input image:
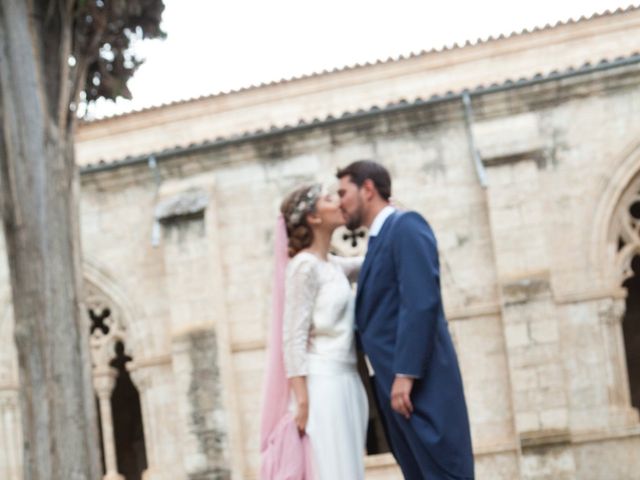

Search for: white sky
xmin=90 ymin=0 xmax=637 ymax=118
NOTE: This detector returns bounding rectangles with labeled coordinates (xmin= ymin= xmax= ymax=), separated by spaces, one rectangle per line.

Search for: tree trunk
xmin=0 ymin=0 xmax=101 ymax=479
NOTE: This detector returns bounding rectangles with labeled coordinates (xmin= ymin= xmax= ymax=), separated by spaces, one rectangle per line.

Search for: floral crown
xmin=288 ymin=183 xmax=322 ymax=225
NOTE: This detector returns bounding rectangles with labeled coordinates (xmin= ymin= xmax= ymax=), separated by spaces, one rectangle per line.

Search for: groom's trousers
xmin=374 ymin=381 xmax=474 ymax=480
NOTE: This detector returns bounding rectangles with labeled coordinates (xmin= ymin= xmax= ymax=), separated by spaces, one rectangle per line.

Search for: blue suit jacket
xmin=356 ymin=210 xmax=474 ymax=479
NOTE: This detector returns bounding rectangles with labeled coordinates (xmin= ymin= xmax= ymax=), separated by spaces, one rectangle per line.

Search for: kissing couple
xmin=261 ymin=160 xmax=475 ymax=480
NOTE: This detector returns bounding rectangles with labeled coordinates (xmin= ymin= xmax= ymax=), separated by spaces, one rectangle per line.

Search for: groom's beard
xmin=346 ymin=217 xmax=361 ymax=230
xmin=345 ymin=206 xmax=364 ymax=230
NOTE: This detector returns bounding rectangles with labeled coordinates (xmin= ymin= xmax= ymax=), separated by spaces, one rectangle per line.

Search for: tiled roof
xmin=80 ymin=51 xmax=640 ymax=173
xmin=82 ymin=4 xmax=640 ymax=124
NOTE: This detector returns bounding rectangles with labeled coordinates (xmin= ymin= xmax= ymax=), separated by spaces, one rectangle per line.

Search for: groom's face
xmin=338 ymin=176 xmax=365 ymax=230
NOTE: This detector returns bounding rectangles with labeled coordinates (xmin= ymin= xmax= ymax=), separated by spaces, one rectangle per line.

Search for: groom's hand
xmin=391 ymin=376 xmax=414 ymax=419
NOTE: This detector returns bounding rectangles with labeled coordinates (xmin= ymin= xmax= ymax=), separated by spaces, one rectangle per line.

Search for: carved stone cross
xmin=89 ymin=307 xmax=111 ymax=335
xmin=343 ymin=228 xmax=366 ymax=248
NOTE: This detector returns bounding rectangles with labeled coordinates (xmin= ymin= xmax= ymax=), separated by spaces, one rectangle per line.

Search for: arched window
xmin=86 ymin=284 xmax=148 ymax=480
xmin=609 ymin=178 xmax=640 ymax=414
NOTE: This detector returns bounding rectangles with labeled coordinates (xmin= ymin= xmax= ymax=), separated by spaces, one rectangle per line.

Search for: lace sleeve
xmin=283 ymin=255 xmax=319 ymax=378
xmin=329 ymin=254 xmax=364 ymax=282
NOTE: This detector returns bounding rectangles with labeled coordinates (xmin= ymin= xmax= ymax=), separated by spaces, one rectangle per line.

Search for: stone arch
xmin=609 ymin=177 xmax=640 ymax=282
xmin=601 ymin=167 xmax=640 ymax=415
xmin=83 ymin=257 xmax=149 ymax=362
xmin=85 ymin=280 xmax=129 ymax=372
xmin=590 ymin=134 xmax=640 ymax=420
xmin=83 ymin=258 xmax=150 ymax=480
xmin=591 ymin=137 xmax=640 ymax=290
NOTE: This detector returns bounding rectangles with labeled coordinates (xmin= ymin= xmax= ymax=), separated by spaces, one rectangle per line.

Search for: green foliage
xmin=74 ymin=0 xmax=166 ymax=102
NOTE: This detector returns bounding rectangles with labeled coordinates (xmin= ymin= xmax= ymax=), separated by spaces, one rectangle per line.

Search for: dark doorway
xmin=622 ymin=255 xmax=640 ymax=411
xmin=110 ymin=341 xmax=148 ymax=480
xmin=356 ymin=350 xmax=391 ymax=455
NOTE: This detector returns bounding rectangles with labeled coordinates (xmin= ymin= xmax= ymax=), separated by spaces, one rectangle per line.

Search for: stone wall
xmin=83 ymin=62 xmax=640 ymax=478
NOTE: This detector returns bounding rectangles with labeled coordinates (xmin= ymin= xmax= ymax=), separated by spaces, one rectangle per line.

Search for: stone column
xmin=598 ymin=297 xmax=640 ymax=426
xmin=129 ymin=360 xmax=184 ymax=480
xmin=483 ymin=155 xmax=575 ymax=479
xmin=93 ymin=369 xmax=124 ymax=480
xmin=155 ymin=186 xmax=231 ymax=480
xmin=0 ymin=388 xmax=22 ymax=480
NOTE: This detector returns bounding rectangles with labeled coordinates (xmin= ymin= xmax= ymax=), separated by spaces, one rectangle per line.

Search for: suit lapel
xmin=356 ymin=211 xmax=399 ymax=308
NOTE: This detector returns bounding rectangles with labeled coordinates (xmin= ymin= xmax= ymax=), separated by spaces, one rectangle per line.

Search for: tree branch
xmin=28 ymin=0 xmax=73 ymax=129
xmin=0 ymin=97 xmax=7 ymax=224
xmin=70 ymin=1 xmax=108 ymax=120
xmin=55 ymin=0 xmax=74 ymax=130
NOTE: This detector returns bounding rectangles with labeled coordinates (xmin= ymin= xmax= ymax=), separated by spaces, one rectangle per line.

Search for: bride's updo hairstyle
xmin=280 ymin=183 xmax=322 ymax=258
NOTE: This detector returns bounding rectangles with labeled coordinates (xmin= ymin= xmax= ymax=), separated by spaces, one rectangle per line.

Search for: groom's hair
xmin=336 ymin=160 xmax=392 ymax=200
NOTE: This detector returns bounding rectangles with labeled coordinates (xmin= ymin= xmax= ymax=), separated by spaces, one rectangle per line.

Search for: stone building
xmin=1 ymin=6 xmax=640 ymax=480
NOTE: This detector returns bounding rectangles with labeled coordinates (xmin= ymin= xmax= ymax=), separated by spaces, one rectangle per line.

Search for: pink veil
xmin=260 ymin=215 xmax=290 ymax=449
xmin=260 ymin=215 xmax=314 ymax=479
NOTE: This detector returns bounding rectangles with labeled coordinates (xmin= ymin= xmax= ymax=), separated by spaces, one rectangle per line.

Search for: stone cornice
xmin=79 ymin=55 xmax=640 ymax=175
xmin=75 ymin=8 xmax=640 ymax=166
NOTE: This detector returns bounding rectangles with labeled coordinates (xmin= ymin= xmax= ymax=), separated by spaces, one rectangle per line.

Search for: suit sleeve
xmin=391 ymin=212 xmax=442 ymax=379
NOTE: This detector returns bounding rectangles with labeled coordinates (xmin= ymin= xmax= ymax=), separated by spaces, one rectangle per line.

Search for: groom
xmin=337 ymin=160 xmax=474 ymax=480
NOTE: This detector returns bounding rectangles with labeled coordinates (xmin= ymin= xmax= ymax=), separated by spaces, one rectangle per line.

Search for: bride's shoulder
xmin=327 ymin=253 xmax=343 ymax=266
xmin=292 ymin=250 xmax=318 ymax=262
xmin=287 ymin=251 xmax=319 ymax=272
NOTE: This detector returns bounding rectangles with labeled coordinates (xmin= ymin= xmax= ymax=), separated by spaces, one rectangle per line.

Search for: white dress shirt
xmin=368 ymin=205 xmax=396 ymax=237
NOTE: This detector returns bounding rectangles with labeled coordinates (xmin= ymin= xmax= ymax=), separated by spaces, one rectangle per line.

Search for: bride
xmin=261 ymin=183 xmax=369 ymax=480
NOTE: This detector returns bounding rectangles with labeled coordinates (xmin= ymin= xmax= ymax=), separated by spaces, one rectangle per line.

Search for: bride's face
xmin=309 ymin=192 xmax=346 ymax=230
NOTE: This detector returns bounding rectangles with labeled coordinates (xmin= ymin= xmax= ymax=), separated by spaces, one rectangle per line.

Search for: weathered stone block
xmin=172 ymin=329 xmax=231 ymax=480
xmin=502 ymin=278 xmax=551 ymax=305
xmin=529 ymin=320 xmax=559 ymax=344
xmin=505 ymin=323 xmax=531 ymax=348
xmin=516 ymin=411 xmax=541 ymax=432
xmin=539 ymin=408 xmax=569 ymax=431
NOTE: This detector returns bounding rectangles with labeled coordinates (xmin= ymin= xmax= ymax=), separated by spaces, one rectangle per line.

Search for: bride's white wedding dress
xmin=283 ymin=251 xmax=368 ymax=480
